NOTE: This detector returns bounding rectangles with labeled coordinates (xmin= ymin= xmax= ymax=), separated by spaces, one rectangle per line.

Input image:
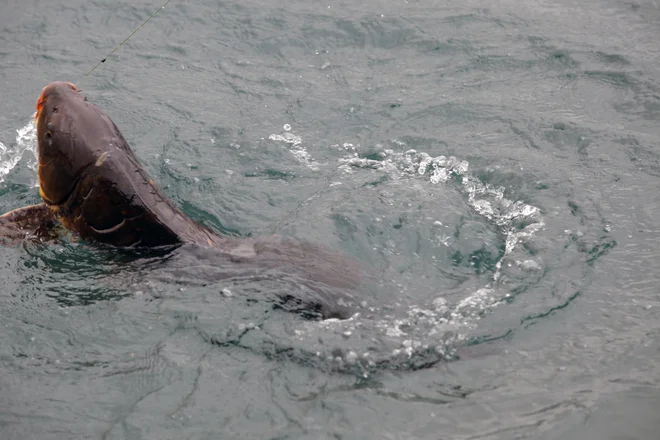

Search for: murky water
xmin=1 ymin=0 xmax=659 ymax=439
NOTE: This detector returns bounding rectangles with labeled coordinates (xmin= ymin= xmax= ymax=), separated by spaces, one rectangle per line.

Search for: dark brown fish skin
xmin=26 ymin=81 xmax=369 ymax=319
xmin=35 ymin=81 xmax=226 ymax=248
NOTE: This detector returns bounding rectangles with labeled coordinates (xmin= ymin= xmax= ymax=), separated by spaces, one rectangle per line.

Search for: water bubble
xmin=519 ymin=260 xmax=541 ymax=271
xmin=268 ymin=131 xmax=319 ymax=171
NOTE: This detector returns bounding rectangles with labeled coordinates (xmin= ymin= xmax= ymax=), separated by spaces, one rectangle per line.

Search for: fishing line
xmin=77 ymin=0 xmax=173 ymax=85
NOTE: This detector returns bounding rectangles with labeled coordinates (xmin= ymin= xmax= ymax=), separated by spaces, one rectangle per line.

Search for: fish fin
xmin=0 ymin=203 xmax=62 ymax=245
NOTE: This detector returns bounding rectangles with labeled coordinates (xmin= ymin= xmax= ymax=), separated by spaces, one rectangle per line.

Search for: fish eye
xmin=52 ymin=106 xmax=58 ymax=113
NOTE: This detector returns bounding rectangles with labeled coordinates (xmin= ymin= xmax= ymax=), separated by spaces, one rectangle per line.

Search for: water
xmin=1 ymin=0 xmax=659 ymax=438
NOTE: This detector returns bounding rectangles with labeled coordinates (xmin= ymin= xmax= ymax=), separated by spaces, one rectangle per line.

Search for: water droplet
xmin=519 ymin=260 xmax=541 ymax=271
xmin=345 ymin=351 xmax=358 ymax=364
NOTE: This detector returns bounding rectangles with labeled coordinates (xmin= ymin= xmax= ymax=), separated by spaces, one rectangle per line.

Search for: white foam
xmin=268 ymin=126 xmax=320 ymax=171
xmin=337 ymin=144 xmax=544 ymax=284
xmin=0 ymin=119 xmax=38 ymax=183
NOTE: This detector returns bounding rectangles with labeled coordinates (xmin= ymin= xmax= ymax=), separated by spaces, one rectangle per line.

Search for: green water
xmin=1 ymin=0 xmax=659 ymax=439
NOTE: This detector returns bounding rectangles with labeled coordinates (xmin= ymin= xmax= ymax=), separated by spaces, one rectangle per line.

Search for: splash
xmin=339 ymin=145 xmax=544 ymax=282
xmin=339 ymin=148 xmax=470 ymax=184
xmin=0 ymin=119 xmax=38 ymax=184
xmin=268 ymin=124 xmax=320 ymax=171
xmin=280 ymin=139 xmax=546 ymax=374
xmin=290 ymin=287 xmax=502 ymax=376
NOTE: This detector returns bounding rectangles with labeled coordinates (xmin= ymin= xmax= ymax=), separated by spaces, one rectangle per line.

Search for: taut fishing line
xmin=77 ymin=0 xmax=173 ymax=86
